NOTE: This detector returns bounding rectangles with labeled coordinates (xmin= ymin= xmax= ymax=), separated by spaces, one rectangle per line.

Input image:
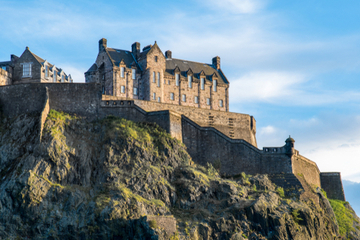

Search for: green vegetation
xmin=329 ymin=199 xmax=356 ymax=236
xmin=276 ymin=187 xmax=285 ymax=198
xmin=291 ymin=209 xmax=303 ymax=224
xmin=148 ymin=220 xmax=158 ymax=229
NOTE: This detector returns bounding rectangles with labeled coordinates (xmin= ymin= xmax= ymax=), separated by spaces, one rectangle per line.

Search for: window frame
xmin=219 ymin=99 xmax=223 ymax=107
xmin=121 ymin=67 xmax=125 ymax=78
xmin=201 ymin=78 xmax=205 ymax=90
xmin=175 ymin=73 xmax=180 ymax=86
xmin=132 ymin=68 xmax=136 ymax=80
xmin=133 ymin=87 xmax=138 ymax=95
xmin=170 ymin=92 xmax=174 ymax=101
xmin=22 ymin=63 xmax=32 ymax=77
xmin=206 ymin=98 xmax=210 ymax=105
xmin=188 ymin=75 xmax=192 ymax=88
xmin=213 ymin=80 xmax=217 ymax=92
xmin=182 ymin=94 xmax=186 ymax=102
xmin=195 ymin=96 xmax=199 ymax=104
xmin=121 ymin=85 xmax=125 ymax=93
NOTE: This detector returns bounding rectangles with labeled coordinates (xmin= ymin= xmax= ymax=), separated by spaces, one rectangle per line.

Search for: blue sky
xmin=1 ymin=0 xmax=360 ymax=204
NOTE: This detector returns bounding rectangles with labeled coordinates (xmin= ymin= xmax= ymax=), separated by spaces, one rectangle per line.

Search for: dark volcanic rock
xmin=0 ymin=111 xmax=358 ymax=239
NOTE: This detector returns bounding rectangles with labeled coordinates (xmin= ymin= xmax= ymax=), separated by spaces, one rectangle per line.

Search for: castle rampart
xmin=0 ymin=83 xmax=345 ymax=201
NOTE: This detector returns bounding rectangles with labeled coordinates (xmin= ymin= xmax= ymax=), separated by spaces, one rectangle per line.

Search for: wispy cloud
xmin=199 ymin=0 xmax=267 ymax=14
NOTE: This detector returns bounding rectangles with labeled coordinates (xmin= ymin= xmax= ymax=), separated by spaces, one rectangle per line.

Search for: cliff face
xmin=0 ymin=111 xmax=358 ymax=239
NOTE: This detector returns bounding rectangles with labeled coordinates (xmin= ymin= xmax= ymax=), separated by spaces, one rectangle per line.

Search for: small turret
xmin=285 ymin=136 xmax=295 ymax=157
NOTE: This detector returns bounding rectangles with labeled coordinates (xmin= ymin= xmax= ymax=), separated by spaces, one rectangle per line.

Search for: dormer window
xmin=61 ymin=75 xmax=65 ymax=83
xmin=121 ymin=67 xmax=125 ymax=78
xmin=22 ymin=63 xmax=32 ymax=77
xmin=188 ymin=75 xmax=192 ymax=88
xmin=213 ymin=80 xmax=217 ymax=92
xmin=45 ymin=65 xmax=49 ymax=78
xmin=201 ymin=78 xmax=205 ymax=90
xmin=155 ymin=56 xmax=158 ymax=62
xmin=53 ymin=70 xmax=57 ymax=82
xmin=175 ymin=73 xmax=180 ymax=86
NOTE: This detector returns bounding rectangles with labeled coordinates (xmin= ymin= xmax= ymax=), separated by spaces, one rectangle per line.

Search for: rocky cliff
xmin=0 ymin=110 xmax=359 ymax=239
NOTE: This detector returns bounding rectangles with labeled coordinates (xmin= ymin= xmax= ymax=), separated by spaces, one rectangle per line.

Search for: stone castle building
xmin=85 ymin=38 xmax=229 ymax=111
xmin=0 ymin=40 xmax=346 ymax=201
xmin=0 ymin=47 xmax=73 ymax=86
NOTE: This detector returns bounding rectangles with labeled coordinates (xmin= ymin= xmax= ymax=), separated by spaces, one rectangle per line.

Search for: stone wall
xmin=181 ymin=116 xmax=293 ymax=176
xmin=320 ymin=172 xmax=345 ymax=201
xmin=0 ymin=68 xmax=11 ymax=86
xmin=132 ymin=98 xmax=257 ymax=146
xmin=292 ymin=154 xmax=321 ymax=188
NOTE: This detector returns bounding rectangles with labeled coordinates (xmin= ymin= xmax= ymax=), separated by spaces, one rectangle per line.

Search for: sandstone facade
xmin=85 ymin=38 xmax=229 ymax=111
xmin=0 ymin=47 xmax=73 ymax=86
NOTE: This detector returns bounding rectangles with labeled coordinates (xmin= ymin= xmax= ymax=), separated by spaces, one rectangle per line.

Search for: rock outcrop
xmin=0 ymin=110 xmax=358 ymax=239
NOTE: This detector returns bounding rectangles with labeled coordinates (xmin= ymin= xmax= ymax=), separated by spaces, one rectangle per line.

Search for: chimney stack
xmin=212 ymin=56 xmax=220 ymax=69
xmin=99 ymin=38 xmax=107 ymax=52
xmin=132 ymin=42 xmax=140 ymax=59
xmin=165 ymin=50 xmax=172 ymax=59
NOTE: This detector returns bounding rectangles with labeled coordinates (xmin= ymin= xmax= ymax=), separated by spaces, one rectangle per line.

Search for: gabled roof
xmin=165 ymin=58 xmax=228 ymax=84
xmin=86 ymin=63 xmax=98 ymax=72
xmin=106 ymin=48 xmax=138 ymax=69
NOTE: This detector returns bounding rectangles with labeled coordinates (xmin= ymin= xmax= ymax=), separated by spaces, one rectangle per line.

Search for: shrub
xmin=291 ymin=209 xmax=303 ymax=224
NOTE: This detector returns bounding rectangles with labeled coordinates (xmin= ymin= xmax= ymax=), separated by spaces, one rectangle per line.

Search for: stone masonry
xmin=85 ymin=38 xmax=229 ymax=111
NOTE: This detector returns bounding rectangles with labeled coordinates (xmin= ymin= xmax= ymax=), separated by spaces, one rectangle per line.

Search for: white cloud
xmin=229 ymin=71 xmax=306 ymax=103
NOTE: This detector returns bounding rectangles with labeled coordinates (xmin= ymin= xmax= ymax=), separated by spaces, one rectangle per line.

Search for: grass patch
xmin=329 ymin=199 xmax=356 ymax=236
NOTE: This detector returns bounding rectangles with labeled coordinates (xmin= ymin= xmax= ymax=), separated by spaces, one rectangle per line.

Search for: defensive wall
xmin=0 ymin=83 xmax=345 ymax=200
xmin=103 ymin=95 xmax=257 ymax=147
xmin=320 ymin=172 xmax=345 ymax=201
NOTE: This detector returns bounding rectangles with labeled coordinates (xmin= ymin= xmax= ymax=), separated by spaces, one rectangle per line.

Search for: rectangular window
xmin=175 ymin=73 xmax=179 ymax=86
xmin=153 ymin=92 xmax=156 ymax=100
xmin=157 ymin=97 xmax=161 ymax=102
xmin=61 ymin=75 xmax=65 ymax=82
xmin=219 ymin=99 xmax=223 ymax=107
xmin=22 ymin=63 xmax=31 ymax=77
xmin=188 ymin=75 xmax=192 ymax=88
xmin=53 ymin=71 xmax=57 ymax=82
xmin=133 ymin=87 xmax=138 ymax=95
xmin=201 ymin=78 xmax=205 ymax=90
xmin=121 ymin=86 xmax=125 ymax=93
xmin=170 ymin=92 xmax=174 ymax=100
xmin=121 ymin=67 xmax=125 ymax=78
xmin=157 ymin=72 xmax=160 ymax=87
xmin=213 ymin=80 xmax=217 ymax=92
xmin=195 ymin=96 xmax=199 ymax=104
xmin=182 ymin=94 xmax=186 ymax=102
xmin=168 ymin=80 xmax=170 ymax=85
xmin=206 ymin=98 xmax=210 ymax=105
xmin=153 ymin=71 xmax=156 ymax=83
xmin=132 ymin=69 xmax=136 ymax=80
xmin=45 ymin=66 xmax=49 ymax=77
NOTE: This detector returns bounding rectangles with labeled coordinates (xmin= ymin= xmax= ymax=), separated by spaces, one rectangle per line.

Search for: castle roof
xmin=165 ymin=58 xmax=228 ymax=84
xmin=106 ymin=48 xmax=138 ymax=69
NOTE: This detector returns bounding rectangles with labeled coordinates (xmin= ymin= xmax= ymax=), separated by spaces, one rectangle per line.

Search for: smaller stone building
xmin=85 ymin=38 xmax=229 ymax=111
xmin=0 ymin=47 xmax=73 ymax=86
